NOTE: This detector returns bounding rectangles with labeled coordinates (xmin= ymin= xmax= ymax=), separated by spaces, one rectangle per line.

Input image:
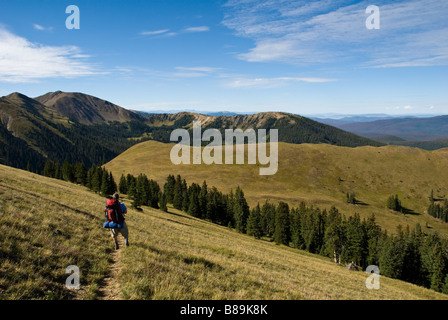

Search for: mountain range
xmin=0 ymin=91 xmax=383 ymax=172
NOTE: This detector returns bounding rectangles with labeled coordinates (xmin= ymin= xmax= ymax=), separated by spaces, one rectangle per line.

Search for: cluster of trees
xmin=43 ymin=159 xmax=89 ymax=185
xmin=161 ymin=175 xmax=246 ymax=229
xmin=428 ymin=190 xmax=448 ymax=222
xmin=118 ymin=173 xmax=161 ymax=210
xmin=386 ymin=194 xmax=402 ymax=212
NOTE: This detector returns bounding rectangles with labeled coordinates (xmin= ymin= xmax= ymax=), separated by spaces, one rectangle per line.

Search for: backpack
xmin=105 ymin=199 xmax=124 ymax=224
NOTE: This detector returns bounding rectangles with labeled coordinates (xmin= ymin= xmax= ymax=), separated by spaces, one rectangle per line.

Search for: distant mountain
xmin=0 ymin=91 xmax=382 ymax=172
xmin=336 ymin=116 xmax=448 ymax=141
xmin=35 ymin=91 xmax=144 ymax=125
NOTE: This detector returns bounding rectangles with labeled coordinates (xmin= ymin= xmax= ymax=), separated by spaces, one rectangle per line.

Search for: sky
xmin=0 ymin=0 xmax=447 ymax=116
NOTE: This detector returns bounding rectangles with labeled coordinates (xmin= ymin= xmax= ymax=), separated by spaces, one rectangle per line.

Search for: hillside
xmin=105 ymin=140 xmax=448 ymax=237
xmin=0 ymin=164 xmax=446 ymax=300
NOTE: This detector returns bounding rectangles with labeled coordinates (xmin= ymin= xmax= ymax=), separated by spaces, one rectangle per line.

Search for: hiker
xmin=105 ymin=193 xmax=129 ymax=250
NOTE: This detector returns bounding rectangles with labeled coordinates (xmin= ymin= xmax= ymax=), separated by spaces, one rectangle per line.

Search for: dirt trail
xmin=98 ymin=238 xmax=124 ymax=300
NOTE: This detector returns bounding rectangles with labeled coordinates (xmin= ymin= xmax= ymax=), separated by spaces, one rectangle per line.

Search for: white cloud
xmin=33 ymin=24 xmax=53 ymax=32
xmin=172 ymin=66 xmax=222 ymax=78
xmin=140 ymin=29 xmax=170 ymax=36
xmin=222 ymin=0 xmax=448 ymax=67
xmin=403 ymin=105 xmax=413 ymax=110
xmin=184 ymin=26 xmax=210 ymax=33
xmin=0 ymin=28 xmax=98 ymax=83
xmin=226 ymin=76 xmax=337 ymax=88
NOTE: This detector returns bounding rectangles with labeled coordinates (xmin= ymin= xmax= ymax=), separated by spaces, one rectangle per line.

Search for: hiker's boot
xmin=114 ymin=241 xmax=119 ymax=250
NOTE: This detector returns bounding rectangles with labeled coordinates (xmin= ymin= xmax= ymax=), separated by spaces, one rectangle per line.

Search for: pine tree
xmin=198 ymin=181 xmax=208 ymax=218
xmin=430 ymin=245 xmax=445 ymax=292
xmin=187 ymin=189 xmax=201 ymax=217
xmin=341 ymin=213 xmax=366 ymax=266
xmin=108 ymin=171 xmax=117 ymax=195
xmin=160 ymin=192 xmax=168 ymax=212
xmin=274 ymin=201 xmax=290 ymax=245
xmin=261 ymin=200 xmax=276 ymax=238
xmin=247 ymin=203 xmax=263 ymax=239
xmin=322 ymin=206 xmax=345 ymax=264
xmin=91 ymin=166 xmax=102 ymax=193
xmin=54 ymin=162 xmax=62 ymax=180
xmin=173 ymin=175 xmax=183 ymax=210
xmin=43 ymin=160 xmax=55 ymax=178
xmin=100 ymin=169 xmax=110 ymax=197
xmin=233 ymin=186 xmax=250 ymax=233
xmin=164 ymin=174 xmax=176 ymax=204
xmin=74 ymin=162 xmax=87 ymax=185
xmin=119 ymin=174 xmax=127 ymax=194
xmin=62 ymin=159 xmax=74 ymax=182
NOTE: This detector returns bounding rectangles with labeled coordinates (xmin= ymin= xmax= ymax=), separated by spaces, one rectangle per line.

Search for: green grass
xmin=105 ymin=140 xmax=448 ymax=237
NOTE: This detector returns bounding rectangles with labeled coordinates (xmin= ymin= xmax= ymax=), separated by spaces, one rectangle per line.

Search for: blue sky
xmin=0 ymin=0 xmax=447 ymax=116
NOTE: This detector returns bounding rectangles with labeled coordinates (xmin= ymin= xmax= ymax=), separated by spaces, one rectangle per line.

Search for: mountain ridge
xmin=0 ymin=91 xmax=382 ymax=172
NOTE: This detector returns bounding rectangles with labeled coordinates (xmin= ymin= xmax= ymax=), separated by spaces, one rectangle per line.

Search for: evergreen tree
xmin=43 ymin=160 xmax=55 ymax=178
xmin=164 ymin=174 xmax=176 ymax=204
xmin=274 ymin=201 xmax=290 ymax=245
xmin=173 ymin=175 xmax=183 ymax=210
xmin=74 ymin=162 xmax=87 ymax=185
xmin=322 ymin=206 xmax=345 ymax=264
xmin=247 ymin=203 xmax=263 ymax=239
xmin=199 ymin=181 xmax=208 ymax=218
xmin=233 ymin=186 xmax=250 ymax=233
xmin=160 ymin=191 xmax=168 ymax=212
xmin=100 ymin=169 xmax=110 ymax=197
xmin=54 ymin=161 xmax=62 ymax=180
xmin=261 ymin=200 xmax=276 ymax=238
xmin=181 ymin=179 xmax=189 ymax=212
xmin=108 ymin=171 xmax=117 ymax=195
xmin=340 ymin=213 xmax=367 ymax=266
xmin=118 ymin=174 xmax=127 ymax=194
xmin=387 ymin=194 xmax=402 ymax=212
xmin=62 ymin=159 xmax=75 ymax=182
xmin=431 ymin=245 xmax=445 ymax=292
xmin=187 ymin=188 xmax=201 ymax=217
xmin=91 ymin=166 xmax=102 ymax=193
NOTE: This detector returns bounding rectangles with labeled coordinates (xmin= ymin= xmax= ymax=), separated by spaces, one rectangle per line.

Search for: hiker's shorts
xmin=110 ymin=221 xmax=129 ymax=239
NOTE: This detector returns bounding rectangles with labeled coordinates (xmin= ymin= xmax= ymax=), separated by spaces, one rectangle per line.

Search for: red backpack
xmin=105 ymin=199 xmax=124 ymax=223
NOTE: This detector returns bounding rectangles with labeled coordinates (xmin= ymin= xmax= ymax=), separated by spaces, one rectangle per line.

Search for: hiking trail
xmin=98 ymin=237 xmax=124 ymax=300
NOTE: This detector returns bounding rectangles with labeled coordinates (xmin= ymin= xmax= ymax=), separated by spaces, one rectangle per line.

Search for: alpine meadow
xmin=1 ymin=0 xmax=448 ymax=310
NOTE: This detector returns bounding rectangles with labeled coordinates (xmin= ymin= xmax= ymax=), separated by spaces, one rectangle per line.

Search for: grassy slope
xmin=105 ymin=140 xmax=448 ymax=237
xmin=0 ymin=165 xmax=110 ymax=299
xmin=1 ymin=165 xmax=447 ymax=299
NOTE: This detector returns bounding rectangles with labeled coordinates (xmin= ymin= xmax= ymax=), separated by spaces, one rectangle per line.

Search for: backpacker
xmin=105 ymin=198 xmax=124 ymax=224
